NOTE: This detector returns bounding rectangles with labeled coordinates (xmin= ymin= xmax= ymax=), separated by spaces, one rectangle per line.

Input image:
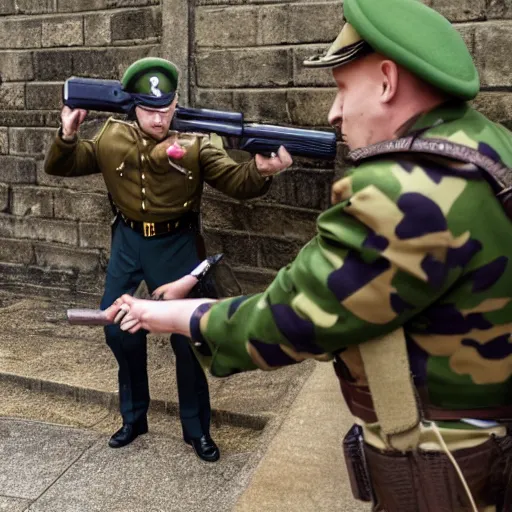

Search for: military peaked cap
xmin=304 ymin=0 xmax=480 ymax=100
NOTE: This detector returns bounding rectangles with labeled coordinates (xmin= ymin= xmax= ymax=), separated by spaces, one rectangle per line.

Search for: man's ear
xmin=380 ymin=60 xmax=399 ymax=104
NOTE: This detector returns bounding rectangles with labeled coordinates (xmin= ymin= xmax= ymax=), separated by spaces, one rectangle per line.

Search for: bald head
xmin=328 ymin=53 xmax=449 ymax=150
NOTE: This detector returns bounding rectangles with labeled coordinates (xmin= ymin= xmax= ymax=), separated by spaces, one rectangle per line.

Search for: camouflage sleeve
xmin=44 ymin=130 xmax=100 ymax=177
xmin=194 ymin=158 xmax=476 ymax=377
xmin=199 ymin=135 xmax=271 ymax=200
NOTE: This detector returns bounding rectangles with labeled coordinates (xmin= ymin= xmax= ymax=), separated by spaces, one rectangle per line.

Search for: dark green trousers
xmin=100 ymin=218 xmax=211 ymax=439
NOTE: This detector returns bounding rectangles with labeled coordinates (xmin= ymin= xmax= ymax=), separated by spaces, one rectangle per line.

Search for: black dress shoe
xmin=185 ymin=435 xmax=220 ymax=462
xmin=108 ymin=418 xmax=148 ymax=448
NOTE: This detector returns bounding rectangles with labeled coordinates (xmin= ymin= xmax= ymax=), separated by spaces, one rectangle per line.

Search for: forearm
xmin=136 ymin=298 xmax=217 ymax=335
xmin=201 ymin=143 xmax=271 ymax=199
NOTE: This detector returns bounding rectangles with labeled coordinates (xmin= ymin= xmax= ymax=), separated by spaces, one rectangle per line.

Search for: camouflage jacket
xmin=44 ymin=118 xmax=270 ymax=223
xmin=193 ymin=101 xmax=512 ymax=413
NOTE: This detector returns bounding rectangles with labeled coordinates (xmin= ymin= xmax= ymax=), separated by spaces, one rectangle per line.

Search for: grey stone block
xmin=0 ymin=184 xmax=8 ymax=213
xmin=203 ymin=228 xmax=260 ymax=267
xmin=487 ymin=0 xmax=512 ymax=18
xmin=475 ymin=22 xmax=512 ymax=88
xmin=54 ymin=189 xmax=112 ymax=222
xmin=196 ymin=1 xmax=342 ymax=47
xmin=0 ymin=51 xmax=34 ymax=82
xmin=287 ymin=1 xmax=342 ymax=43
xmin=0 ymin=261 xmax=76 ymax=290
xmin=258 ymin=4 xmax=290 ymax=46
xmin=25 ymin=83 xmax=63 ymax=111
xmin=75 ymin=268 xmax=106 ymax=296
xmin=0 ymin=129 xmax=7 ymax=155
xmin=428 ymin=0 xmax=486 ymax=21
xmin=202 ymin=198 xmax=242 ymax=231
xmin=234 ymin=89 xmax=290 ymax=124
xmin=58 ymin=0 xmax=159 ymax=12
xmin=0 ymin=83 xmax=25 ymax=111
xmin=293 ymin=45 xmax=334 ymax=87
xmin=202 ymin=198 xmax=318 ymax=243
xmin=11 ymin=186 xmax=53 ymax=218
xmin=0 ymin=237 xmax=34 ymax=265
xmin=78 ymin=222 xmax=111 ymax=250
xmin=15 ymin=0 xmax=55 ymax=14
xmin=84 ymin=13 xmax=111 ymax=46
xmin=42 ymin=17 xmax=84 ymax=48
xmin=0 ymin=213 xmax=16 ymax=238
xmin=0 ymin=157 xmax=37 ymax=185
xmin=9 ymin=128 xmax=55 ymax=156
xmin=15 ymin=217 xmax=78 ymax=246
xmin=472 ymin=92 xmax=512 ymax=126
xmin=0 ymin=19 xmax=42 ymax=49
xmin=262 ymin=168 xmax=334 ymax=210
xmin=71 ymin=46 xmax=159 ymax=80
xmin=232 ymin=266 xmax=276 ymax=294
xmin=196 ymin=48 xmax=292 ymax=88
xmin=196 ymin=6 xmax=259 ymax=47
xmin=0 ymin=111 xmax=49 ymax=128
xmin=288 ymin=88 xmax=336 ymax=127
xmin=193 ymin=89 xmax=235 ymax=112
xmin=111 ymin=7 xmax=162 ymax=41
xmin=33 ymin=50 xmax=73 ymax=81
xmin=0 ymin=0 xmax=16 ymax=15
xmin=34 ymin=243 xmax=100 ymax=272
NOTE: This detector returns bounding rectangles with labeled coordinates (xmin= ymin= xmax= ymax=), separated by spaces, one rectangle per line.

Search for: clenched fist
xmin=60 ymin=105 xmax=87 ymax=141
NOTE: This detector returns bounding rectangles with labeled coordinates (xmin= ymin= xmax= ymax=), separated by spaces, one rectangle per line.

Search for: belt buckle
xmin=143 ymin=222 xmax=156 ymax=237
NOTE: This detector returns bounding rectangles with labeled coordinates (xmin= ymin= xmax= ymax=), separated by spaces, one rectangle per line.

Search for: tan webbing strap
xmin=359 ymin=329 xmax=421 ymax=451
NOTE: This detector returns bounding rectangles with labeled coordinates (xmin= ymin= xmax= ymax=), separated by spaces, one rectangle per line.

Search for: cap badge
xmin=149 ymin=76 xmax=162 ymax=97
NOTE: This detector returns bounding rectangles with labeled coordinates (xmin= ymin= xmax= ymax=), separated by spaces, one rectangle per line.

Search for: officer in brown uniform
xmin=44 ymin=57 xmax=292 ymax=460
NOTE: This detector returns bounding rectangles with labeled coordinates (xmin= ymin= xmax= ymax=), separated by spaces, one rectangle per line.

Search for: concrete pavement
xmin=0 ymin=289 xmax=367 ymax=511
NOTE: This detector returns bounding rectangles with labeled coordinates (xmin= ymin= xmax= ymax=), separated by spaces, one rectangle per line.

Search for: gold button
xmin=188 ymin=175 xmax=193 ymax=180
xmin=183 ymin=201 xmax=188 ymax=207
xmin=141 ymin=173 xmax=145 ymax=180
xmin=142 ymin=140 xmax=147 ymax=146
xmin=141 ymin=201 xmax=146 ymax=210
xmin=141 ymin=155 xmax=145 ymax=163
xmin=142 ymin=187 xmax=146 ymax=195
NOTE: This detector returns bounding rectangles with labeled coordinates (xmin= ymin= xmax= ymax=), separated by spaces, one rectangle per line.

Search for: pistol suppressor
xmin=66 ymin=308 xmax=110 ymax=326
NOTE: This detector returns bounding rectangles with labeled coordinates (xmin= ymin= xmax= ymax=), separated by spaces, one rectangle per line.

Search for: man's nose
xmin=328 ymin=95 xmax=343 ymax=127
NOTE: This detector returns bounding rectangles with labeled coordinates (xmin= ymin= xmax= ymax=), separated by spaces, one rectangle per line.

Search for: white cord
xmin=430 ymin=422 xmax=479 ymax=512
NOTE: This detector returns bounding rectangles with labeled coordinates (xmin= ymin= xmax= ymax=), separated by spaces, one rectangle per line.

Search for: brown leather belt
xmin=120 ymin=211 xmax=199 ymax=238
xmin=333 ymin=357 xmax=512 ymax=423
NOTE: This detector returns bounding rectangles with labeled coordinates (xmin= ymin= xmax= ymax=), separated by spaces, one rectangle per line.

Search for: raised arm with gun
xmin=62 ymin=76 xmax=337 ymax=161
xmin=104 ymin=1 xmax=512 ymax=510
xmin=44 ymin=56 xmax=292 ymax=461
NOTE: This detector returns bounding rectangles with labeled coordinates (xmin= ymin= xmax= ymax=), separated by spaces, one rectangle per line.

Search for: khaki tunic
xmin=44 ymin=117 xmax=270 ymax=223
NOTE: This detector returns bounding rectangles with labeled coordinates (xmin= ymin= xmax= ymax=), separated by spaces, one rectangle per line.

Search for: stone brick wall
xmin=0 ymin=0 xmax=511 ymax=299
xmin=0 ymin=0 xmax=162 ymax=297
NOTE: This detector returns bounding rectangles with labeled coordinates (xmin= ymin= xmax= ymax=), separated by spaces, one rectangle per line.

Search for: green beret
xmin=304 ymin=0 xmax=479 ymax=100
xmin=122 ymin=57 xmax=179 ymax=100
